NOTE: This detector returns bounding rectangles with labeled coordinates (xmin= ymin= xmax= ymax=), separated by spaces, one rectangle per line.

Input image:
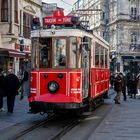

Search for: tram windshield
xmin=54 ymin=38 xmax=66 ymax=67
xmin=31 ymin=37 xmax=81 ymax=69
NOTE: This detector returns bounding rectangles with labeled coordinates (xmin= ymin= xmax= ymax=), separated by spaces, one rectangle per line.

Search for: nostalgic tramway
xmin=28 ymin=10 xmax=110 ymax=114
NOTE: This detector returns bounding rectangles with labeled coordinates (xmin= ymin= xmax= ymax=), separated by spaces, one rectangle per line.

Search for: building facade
xmin=73 ymin=0 xmax=140 ymax=74
xmin=0 ymin=0 xmax=41 ymax=75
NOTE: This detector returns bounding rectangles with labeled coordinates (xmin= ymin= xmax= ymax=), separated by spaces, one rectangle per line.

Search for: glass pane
xmin=105 ymin=49 xmax=108 ymax=68
xmin=32 ymin=38 xmax=38 ymax=69
xmin=54 ymin=39 xmax=66 ymax=67
xmin=39 ymin=38 xmax=51 ymax=68
xmin=95 ymin=42 xmax=100 ymax=67
xmin=100 ymin=47 xmax=104 ymax=68
xmin=70 ymin=37 xmax=76 ymax=68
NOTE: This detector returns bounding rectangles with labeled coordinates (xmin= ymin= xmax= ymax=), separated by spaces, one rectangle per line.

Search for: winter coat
xmin=3 ymin=74 xmax=20 ymax=96
xmin=137 ymin=75 xmax=140 ymax=89
xmin=129 ymin=75 xmax=137 ymax=94
xmin=114 ymin=75 xmax=123 ymax=92
xmin=21 ymin=71 xmax=30 ymax=96
xmin=0 ymin=74 xmax=4 ymax=95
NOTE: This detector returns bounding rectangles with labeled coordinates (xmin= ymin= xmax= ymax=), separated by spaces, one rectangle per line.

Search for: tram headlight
xmin=48 ymin=81 xmax=59 ymax=93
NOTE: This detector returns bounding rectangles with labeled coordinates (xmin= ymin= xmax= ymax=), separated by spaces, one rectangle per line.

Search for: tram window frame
xmin=95 ymin=42 xmax=100 ymax=68
xmin=100 ymin=46 xmax=105 ymax=68
xmin=105 ymin=48 xmax=108 ymax=68
xmin=69 ymin=37 xmax=81 ymax=69
xmin=39 ymin=38 xmax=52 ymax=69
xmin=31 ymin=38 xmax=39 ymax=69
xmin=53 ymin=37 xmax=67 ymax=68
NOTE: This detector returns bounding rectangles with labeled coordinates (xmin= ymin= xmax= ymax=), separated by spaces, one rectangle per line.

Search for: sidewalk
xmin=0 ymin=95 xmax=41 ymax=131
xmin=88 ymin=90 xmax=140 ymax=140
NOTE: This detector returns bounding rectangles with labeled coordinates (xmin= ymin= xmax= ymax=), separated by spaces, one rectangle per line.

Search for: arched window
xmin=1 ymin=0 xmax=8 ymax=22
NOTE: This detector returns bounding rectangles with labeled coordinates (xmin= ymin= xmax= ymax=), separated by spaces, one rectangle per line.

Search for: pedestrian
xmin=119 ymin=73 xmax=127 ymax=101
xmin=114 ymin=73 xmax=123 ymax=104
xmin=0 ymin=68 xmax=5 ymax=112
xmin=110 ymin=74 xmax=114 ymax=88
xmin=126 ymin=72 xmax=131 ymax=96
xmin=136 ymin=73 xmax=140 ymax=97
xmin=3 ymin=69 xmax=20 ymax=113
xmin=20 ymin=65 xmax=30 ymax=100
xmin=129 ymin=73 xmax=137 ymax=99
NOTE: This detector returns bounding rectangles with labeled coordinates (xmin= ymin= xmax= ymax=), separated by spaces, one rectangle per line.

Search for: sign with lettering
xmin=43 ymin=10 xmax=72 ymax=25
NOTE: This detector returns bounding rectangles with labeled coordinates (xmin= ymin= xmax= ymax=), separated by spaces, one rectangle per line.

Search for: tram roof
xmin=31 ymin=28 xmax=109 ymax=47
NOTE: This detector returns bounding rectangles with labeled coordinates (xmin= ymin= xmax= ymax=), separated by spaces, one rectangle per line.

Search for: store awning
xmin=0 ymin=48 xmax=25 ymax=58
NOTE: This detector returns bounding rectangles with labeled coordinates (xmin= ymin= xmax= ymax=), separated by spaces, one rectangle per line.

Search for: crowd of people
xmin=111 ymin=72 xmax=140 ymax=104
xmin=0 ymin=65 xmax=30 ymax=114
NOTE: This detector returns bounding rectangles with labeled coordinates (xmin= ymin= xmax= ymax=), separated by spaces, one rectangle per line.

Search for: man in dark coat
xmin=114 ymin=73 xmax=123 ymax=104
xmin=0 ymin=68 xmax=5 ymax=111
xmin=119 ymin=73 xmax=127 ymax=101
xmin=3 ymin=69 xmax=20 ymax=113
xmin=129 ymin=73 xmax=137 ymax=98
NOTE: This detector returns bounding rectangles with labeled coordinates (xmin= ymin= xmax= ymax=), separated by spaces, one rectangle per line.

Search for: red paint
xmin=43 ymin=9 xmax=72 ymax=25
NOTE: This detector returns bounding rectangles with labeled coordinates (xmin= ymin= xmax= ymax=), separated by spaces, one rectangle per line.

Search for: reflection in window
xmin=54 ymin=39 xmax=66 ymax=67
xmin=39 ymin=38 xmax=51 ymax=68
xmin=32 ymin=38 xmax=38 ymax=69
xmin=70 ymin=37 xmax=76 ymax=68
xmin=95 ymin=42 xmax=100 ymax=67
xmin=100 ymin=47 xmax=104 ymax=68
xmin=105 ymin=49 xmax=108 ymax=68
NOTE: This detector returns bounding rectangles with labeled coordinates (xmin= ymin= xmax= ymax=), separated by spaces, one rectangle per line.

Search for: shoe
xmin=0 ymin=108 xmax=5 ymax=112
xmin=115 ymin=101 xmax=120 ymax=104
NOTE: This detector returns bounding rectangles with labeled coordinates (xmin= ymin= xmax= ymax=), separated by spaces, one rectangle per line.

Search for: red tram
xmin=28 ymin=10 xmax=110 ymax=114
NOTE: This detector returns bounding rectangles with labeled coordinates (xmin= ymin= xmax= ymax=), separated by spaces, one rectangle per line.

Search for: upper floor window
xmin=14 ymin=0 xmax=18 ymax=23
xmin=23 ymin=12 xmax=33 ymax=38
xmin=131 ymin=7 xmax=138 ymax=16
xmin=1 ymin=0 xmax=8 ymax=22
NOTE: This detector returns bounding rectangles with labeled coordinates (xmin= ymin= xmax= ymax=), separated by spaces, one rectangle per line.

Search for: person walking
xmin=129 ymin=73 xmax=137 ymax=99
xmin=3 ymin=69 xmax=20 ymax=113
xmin=119 ymin=73 xmax=127 ymax=101
xmin=136 ymin=73 xmax=140 ymax=98
xmin=0 ymin=68 xmax=5 ymax=111
xmin=20 ymin=65 xmax=30 ymax=100
xmin=114 ymin=73 xmax=123 ymax=104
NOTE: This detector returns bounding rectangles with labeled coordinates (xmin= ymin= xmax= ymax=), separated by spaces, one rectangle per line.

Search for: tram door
xmin=81 ymin=37 xmax=91 ymax=98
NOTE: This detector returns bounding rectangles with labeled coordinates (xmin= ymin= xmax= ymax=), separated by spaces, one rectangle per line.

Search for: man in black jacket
xmin=0 ymin=68 xmax=4 ymax=111
xmin=3 ymin=69 xmax=20 ymax=113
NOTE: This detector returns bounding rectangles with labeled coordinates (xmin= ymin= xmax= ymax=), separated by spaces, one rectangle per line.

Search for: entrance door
xmin=81 ymin=39 xmax=90 ymax=98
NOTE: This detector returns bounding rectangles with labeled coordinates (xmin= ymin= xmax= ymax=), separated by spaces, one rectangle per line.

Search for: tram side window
xmin=70 ymin=37 xmax=76 ymax=68
xmin=32 ymin=38 xmax=38 ymax=69
xmin=100 ymin=47 xmax=104 ymax=68
xmin=105 ymin=49 xmax=108 ymax=68
xmin=95 ymin=42 xmax=100 ymax=68
xmin=39 ymin=38 xmax=51 ymax=68
xmin=54 ymin=39 xmax=66 ymax=67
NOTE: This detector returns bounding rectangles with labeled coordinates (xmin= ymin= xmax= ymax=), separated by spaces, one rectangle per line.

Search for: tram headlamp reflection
xmin=48 ymin=81 xmax=59 ymax=93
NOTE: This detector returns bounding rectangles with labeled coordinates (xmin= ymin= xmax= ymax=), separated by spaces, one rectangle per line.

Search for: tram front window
xmin=39 ymin=38 xmax=51 ymax=68
xmin=54 ymin=38 xmax=66 ymax=67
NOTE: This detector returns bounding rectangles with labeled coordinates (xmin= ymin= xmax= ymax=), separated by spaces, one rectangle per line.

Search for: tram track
xmin=8 ymin=113 xmax=57 ymax=140
xmin=7 ymin=113 xmax=87 ymax=140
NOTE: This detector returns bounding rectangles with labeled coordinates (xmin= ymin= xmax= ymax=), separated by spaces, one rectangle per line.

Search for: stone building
xmin=0 ymin=0 xmax=41 ymax=75
xmin=73 ymin=0 xmax=140 ymax=74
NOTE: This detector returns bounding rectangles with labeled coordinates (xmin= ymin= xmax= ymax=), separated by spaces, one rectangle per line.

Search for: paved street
xmin=0 ymin=96 xmax=41 ymax=131
xmin=1 ymin=89 xmax=140 ymax=140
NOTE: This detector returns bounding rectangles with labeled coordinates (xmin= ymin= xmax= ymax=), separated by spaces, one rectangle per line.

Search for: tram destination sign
xmin=43 ymin=9 xmax=72 ymax=25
